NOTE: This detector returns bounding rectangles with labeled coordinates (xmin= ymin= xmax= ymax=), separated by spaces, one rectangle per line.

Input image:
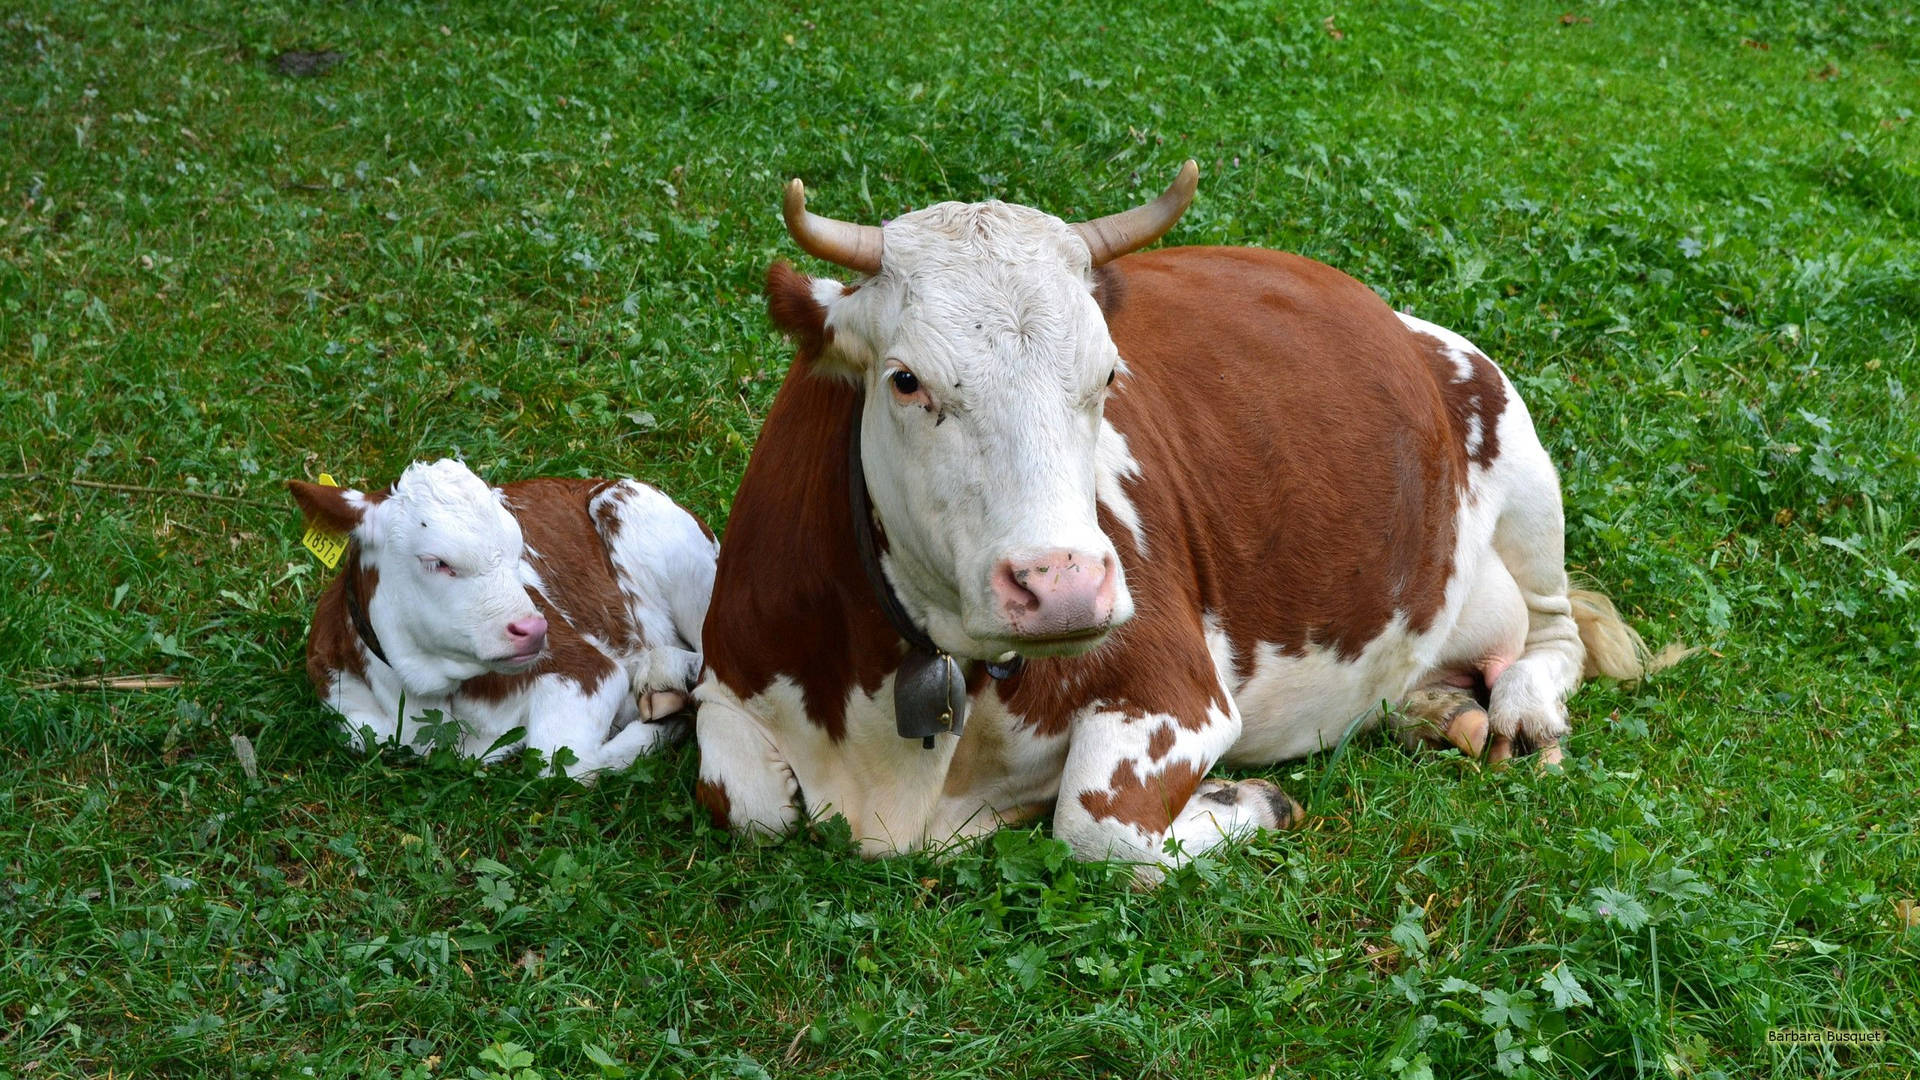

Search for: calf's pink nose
xmin=990 ymin=550 xmax=1117 ymax=639
xmin=507 ymin=615 xmax=548 ymax=651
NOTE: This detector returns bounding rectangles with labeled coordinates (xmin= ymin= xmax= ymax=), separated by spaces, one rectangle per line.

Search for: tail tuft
xmin=1569 ymin=588 xmax=1696 ymax=683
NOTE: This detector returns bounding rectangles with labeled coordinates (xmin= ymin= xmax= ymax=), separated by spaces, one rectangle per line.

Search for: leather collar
xmin=847 ymin=401 xmax=1023 ymax=748
xmin=341 ymin=541 xmax=390 ymax=667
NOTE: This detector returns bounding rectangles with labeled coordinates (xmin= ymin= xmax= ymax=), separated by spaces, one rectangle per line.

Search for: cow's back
xmin=1098 ymin=246 xmax=1469 ymax=665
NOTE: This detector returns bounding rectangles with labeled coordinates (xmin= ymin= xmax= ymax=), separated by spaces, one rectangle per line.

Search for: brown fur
xmin=699 ymin=359 xmax=900 ymax=742
xmin=1145 ymin=721 xmax=1177 ymax=762
xmin=306 ymin=563 xmax=375 ymax=695
xmin=1078 ymin=759 xmax=1207 ymax=834
xmin=1415 ymin=333 xmax=1509 ymax=470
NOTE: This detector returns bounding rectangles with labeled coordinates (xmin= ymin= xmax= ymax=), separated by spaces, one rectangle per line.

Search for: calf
xmin=291 ymin=459 xmax=716 ymax=779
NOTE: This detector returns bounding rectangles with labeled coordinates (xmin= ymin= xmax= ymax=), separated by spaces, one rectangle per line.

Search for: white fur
xmin=812 ymin=201 xmax=1134 ymax=660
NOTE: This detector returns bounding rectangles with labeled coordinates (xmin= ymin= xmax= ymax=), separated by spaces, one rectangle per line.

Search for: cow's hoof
xmin=1444 ymin=707 xmax=1490 ymax=758
xmin=1237 ymin=778 xmax=1305 ymax=830
xmin=1190 ymin=778 xmax=1306 ymax=835
xmin=640 ymin=688 xmax=689 ymax=721
xmin=1397 ymin=687 xmax=1490 ymax=758
xmin=1198 ymin=777 xmax=1304 ymax=831
xmin=1486 ymin=734 xmax=1514 ymax=766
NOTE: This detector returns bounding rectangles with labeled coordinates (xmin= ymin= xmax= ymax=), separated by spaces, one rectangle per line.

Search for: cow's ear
xmin=288 ymin=479 xmax=382 ymax=538
xmin=767 ymin=261 xmax=858 ymax=375
xmin=1092 ymin=263 xmax=1127 ymax=320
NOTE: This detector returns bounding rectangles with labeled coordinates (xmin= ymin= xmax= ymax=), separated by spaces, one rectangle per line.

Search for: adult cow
xmin=695 ymin=162 xmax=1671 ymax=878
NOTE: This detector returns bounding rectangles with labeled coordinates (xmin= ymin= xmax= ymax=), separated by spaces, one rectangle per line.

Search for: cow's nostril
xmin=507 ymin=616 xmax=548 ymax=642
xmin=991 ymin=561 xmax=1042 ymax=616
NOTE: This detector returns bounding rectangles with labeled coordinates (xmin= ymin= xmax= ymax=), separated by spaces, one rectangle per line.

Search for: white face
xmin=818 ymin=201 xmax=1135 ymax=659
xmin=354 ymin=460 xmax=546 ymax=692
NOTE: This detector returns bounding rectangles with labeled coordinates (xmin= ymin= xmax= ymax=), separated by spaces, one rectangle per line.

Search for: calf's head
xmin=766 ymin=162 xmax=1198 ymax=661
xmin=290 ymin=459 xmax=547 ymax=694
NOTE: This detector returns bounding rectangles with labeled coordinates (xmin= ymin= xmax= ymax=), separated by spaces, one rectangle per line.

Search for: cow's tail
xmin=1569 ymin=587 xmax=1695 ymax=682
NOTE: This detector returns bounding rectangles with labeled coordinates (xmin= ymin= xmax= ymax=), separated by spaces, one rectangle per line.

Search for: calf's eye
xmin=889 ymin=369 xmax=920 ymax=396
xmin=421 ymin=556 xmax=456 ymax=577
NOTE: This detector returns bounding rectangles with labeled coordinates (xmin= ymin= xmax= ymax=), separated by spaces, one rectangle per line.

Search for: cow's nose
xmin=990 ymin=550 xmax=1118 ymax=639
xmin=506 ymin=615 xmax=548 ymax=653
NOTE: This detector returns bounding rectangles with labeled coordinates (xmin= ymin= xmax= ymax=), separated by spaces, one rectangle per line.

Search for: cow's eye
xmin=1106 ymin=369 xmax=1116 ymax=387
xmin=421 ymin=556 xmax=456 ymax=577
xmin=889 ymin=369 xmax=921 ymax=396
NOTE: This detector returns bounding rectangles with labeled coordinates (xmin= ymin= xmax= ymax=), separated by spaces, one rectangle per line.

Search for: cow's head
xmin=289 ymin=459 xmax=548 ymax=694
xmin=765 ymin=163 xmax=1197 ymax=661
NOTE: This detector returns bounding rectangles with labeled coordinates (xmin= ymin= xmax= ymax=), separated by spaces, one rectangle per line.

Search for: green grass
xmin=3 ymin=0 xmax=1917 ymax=1076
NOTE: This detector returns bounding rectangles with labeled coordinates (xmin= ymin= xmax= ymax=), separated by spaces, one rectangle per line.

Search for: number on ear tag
xmin=300 ymin=472 xmax=349 ymax=570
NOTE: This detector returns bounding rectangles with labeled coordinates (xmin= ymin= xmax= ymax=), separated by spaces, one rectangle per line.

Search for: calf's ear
xmin=288 ymin=479 xmax=379 ymax=536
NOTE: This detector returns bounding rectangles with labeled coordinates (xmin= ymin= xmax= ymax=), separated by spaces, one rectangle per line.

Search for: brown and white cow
xmin=694 ymin=163 xmax=1675 ymax=877
xmin=291 ymin=459 xmax=717 ymax=779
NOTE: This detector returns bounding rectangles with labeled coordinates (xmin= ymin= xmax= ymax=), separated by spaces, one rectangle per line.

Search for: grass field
xmin=4 ymin=0 xmax=1918 ymax=1076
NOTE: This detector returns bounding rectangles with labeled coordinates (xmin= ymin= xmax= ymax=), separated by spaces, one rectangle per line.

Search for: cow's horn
xmin=1073 ymin=160 xmax=1200 ymax=267
xmin=783 ymin=178 xmax=884 ymax=274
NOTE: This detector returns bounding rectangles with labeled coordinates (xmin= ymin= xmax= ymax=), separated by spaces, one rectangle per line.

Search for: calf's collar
xmin=341 ymin=541 xmax=391 ymax=667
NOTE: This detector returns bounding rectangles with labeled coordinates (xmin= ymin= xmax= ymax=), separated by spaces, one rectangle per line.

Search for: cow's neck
xmin=341 ymin=543 xmax=390 ymax=667
xmin=700 ymin=364 xmax=905 ymax=743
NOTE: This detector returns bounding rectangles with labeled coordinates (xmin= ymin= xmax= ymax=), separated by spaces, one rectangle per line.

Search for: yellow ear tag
xmin=301 ymin=472 xmax=350 ymax=570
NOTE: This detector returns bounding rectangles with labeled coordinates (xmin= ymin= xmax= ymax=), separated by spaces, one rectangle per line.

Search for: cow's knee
xmin=693 ymin=685 xmax=802 ymax=837
xmin=1054 ymin=696 xmax=1250 ymax=877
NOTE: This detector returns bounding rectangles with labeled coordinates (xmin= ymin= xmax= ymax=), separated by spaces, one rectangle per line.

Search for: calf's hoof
xmin=640 ymin=688 xmax=690 ymax=721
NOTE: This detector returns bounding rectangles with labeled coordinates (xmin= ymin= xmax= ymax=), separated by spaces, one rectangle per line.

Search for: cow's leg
xmin=327 ymin=679 xmax=401 ymax=752
xmin=522 ymin=672 xmax=667 ymax=780
xmin=1483 ymin=418 xmax=1585 ymax=766
xmin=692 ymin=677 xmax=803 ymax=836
xmin=1052 ymin=643 xmax=1301 ymax=883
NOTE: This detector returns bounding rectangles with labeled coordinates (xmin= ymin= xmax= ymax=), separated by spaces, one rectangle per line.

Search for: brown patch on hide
xmin=1411 ymin=329 xmax=1508 ymax=469
xmin=1145 ymin=722 xmax=1177 ymax=762
xmin=700 ymin=358 xmax=899 ymax=743
xmin=1092 ymin=263 xmax=1126 ymax=319
xmin=1092 ymin=248 xmax=1468 ymax=662
xmin=1078 ymin=759 xmax=1206 ymax=835
xmin=590 ymin=485 xmax=627 ymax=541
xmin=695 ymin=779 xmax=732 ymax=829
